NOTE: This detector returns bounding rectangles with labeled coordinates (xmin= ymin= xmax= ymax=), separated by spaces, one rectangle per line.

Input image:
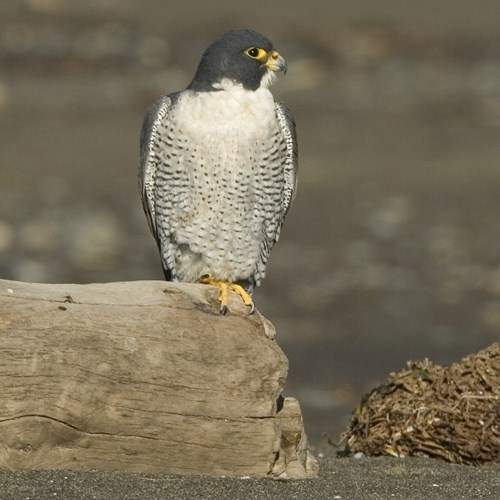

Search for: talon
xmin=198 ymin=275 xmax=254 ymax=315
xmin=218 ymin=281 xmax=229 ymax=314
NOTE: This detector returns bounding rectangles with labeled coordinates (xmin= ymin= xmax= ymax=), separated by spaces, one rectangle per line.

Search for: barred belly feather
xmin=152 ymin=83 xmax=287 ymax=287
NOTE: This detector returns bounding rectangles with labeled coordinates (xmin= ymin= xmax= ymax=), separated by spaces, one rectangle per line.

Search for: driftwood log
xmin=0 ymin=279 xmax=318 ymax=479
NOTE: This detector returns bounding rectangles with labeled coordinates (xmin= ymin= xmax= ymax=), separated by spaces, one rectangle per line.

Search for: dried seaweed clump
xmin=339 ymin=342 xmax=499 ymax=464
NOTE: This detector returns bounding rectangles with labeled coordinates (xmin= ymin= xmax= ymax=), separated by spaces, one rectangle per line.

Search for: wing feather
xmin=139 ymin=94 xmax=179 ymax=280
xmin=275 ymin=101 xmax=298 ymax=217
xmin=139 ymin=95 xmax=173 ymax=245
xmin=253 ymin=102 xmax=298 ymax=287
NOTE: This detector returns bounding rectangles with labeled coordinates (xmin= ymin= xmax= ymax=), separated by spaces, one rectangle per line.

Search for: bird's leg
xmin=198 ymin=275 xmax=255 ymax=315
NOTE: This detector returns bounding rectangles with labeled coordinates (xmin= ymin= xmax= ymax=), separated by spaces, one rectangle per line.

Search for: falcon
xmin=139 ymin=29 xmax=297 ymax=314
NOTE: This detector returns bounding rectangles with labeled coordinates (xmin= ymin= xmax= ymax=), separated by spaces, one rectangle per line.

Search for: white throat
xmin=174 ymin=79 xmax=277 ymax=137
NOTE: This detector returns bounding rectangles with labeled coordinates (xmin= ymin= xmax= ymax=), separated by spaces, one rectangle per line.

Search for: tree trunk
xmin=0 ymin=279 xmax=318 ymax=479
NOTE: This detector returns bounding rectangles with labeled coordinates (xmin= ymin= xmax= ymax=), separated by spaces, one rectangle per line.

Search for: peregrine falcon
xmin=139 ymin=29 xmax=297 ymax=314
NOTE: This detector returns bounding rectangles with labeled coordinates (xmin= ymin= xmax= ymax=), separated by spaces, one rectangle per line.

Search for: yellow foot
xmin=198 ymin=275 xmax=255 ymax=315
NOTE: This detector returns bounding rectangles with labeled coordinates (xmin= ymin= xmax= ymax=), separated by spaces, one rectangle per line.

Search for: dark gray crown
xmin=188 ymin=29 xmax=275 ymax=92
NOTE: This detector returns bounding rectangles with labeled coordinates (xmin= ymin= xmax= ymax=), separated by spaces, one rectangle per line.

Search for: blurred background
xmin=1 ymin=0 xmax=500 ymax=452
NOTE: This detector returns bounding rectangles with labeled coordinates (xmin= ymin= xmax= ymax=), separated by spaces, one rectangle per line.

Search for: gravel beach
xmin=1 ymin=457 xmax=499 ymax=500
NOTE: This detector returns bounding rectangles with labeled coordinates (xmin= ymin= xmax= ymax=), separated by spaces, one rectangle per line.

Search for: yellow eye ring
xmin=244 ymin=47 xmax=267 ymax=60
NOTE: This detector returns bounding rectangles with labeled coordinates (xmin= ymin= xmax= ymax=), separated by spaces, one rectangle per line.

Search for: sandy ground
xmin=1 ymin=457 xmax=499 ymax=500
xmin=1 ymin=0 xmax=499 ymax=486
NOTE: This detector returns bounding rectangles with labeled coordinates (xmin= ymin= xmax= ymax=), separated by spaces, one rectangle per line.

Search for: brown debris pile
xmin=339 ymin=343 xmax=500 ymax=464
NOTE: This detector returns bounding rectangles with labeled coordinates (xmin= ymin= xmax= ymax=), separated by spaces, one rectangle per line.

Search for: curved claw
xmin=247 ymin=301 xmax=255 ymax=315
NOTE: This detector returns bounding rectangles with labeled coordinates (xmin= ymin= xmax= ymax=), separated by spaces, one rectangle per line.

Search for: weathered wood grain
xmin=0 ymin=279 xmax=318 ymax=478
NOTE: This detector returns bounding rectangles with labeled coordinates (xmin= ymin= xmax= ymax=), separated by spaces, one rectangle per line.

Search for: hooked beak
xmin=264 ymin=50 xmax=287 ymax=74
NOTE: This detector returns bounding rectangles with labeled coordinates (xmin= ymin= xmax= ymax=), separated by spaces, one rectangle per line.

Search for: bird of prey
xmin=139 ymin=29 xmax=297 ymax=314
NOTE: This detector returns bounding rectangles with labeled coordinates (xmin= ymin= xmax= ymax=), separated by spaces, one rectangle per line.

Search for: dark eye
xmin=244 ymin=47 xmax=267 ymax=59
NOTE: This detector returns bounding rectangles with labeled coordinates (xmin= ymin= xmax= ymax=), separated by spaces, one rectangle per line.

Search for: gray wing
xmin=139 ymin=95 xmax=173 ymax=248
xmin=275 ymin=101 xmax=298 ymax=217
xmin=252 ymin=102 xmax=298 ymax=287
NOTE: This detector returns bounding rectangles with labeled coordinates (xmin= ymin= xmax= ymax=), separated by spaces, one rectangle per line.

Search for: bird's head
xmin=188 ymin=29 xmax=287 ymax=92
